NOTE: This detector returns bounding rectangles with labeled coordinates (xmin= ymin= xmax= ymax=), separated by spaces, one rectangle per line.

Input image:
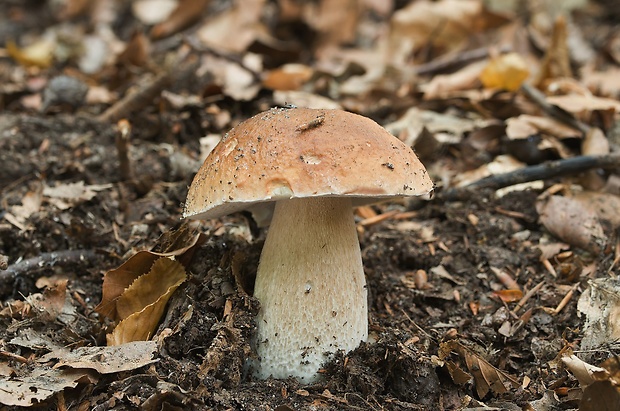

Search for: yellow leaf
xmin=6 ymin=39 xmax=54 ymax=68
xmin=480 ymin=53 xmax=529 ymax=91
xmin=107 ymin=257 xmax=186 ymax=345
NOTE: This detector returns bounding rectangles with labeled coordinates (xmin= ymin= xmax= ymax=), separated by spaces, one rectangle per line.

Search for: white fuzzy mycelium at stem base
xmin=252 ymin=196 xmax=368 ymax=382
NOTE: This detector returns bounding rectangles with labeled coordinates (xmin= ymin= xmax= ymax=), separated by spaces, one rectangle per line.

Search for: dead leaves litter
xmin=438 ymin=339 xmax=521 ymax=398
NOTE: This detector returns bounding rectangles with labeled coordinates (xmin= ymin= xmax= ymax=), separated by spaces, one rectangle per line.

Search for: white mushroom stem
xmin=253 ymin=197 xmax=368 ymax=382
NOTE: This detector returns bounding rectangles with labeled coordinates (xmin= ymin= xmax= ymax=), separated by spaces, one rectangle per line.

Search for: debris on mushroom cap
xmin=183 ymin=107 xmax=433 ymax=220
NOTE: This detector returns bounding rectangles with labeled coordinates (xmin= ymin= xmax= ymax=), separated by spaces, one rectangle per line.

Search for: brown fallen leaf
xmin=262 ymin=64 xmax=314 ymax=91
xmin=537 ymin=195 xmax=607 ymax=254
xmin=196 ymin=0 xmax=265 ymax=53
xmin=567 ymin=191 xmax=620 ymax=228
xmin=0 ymin=367 xmax=95 ymax=407
xmin=108 ymin=257 xmax=186 ymax=345
xmin=581 ymin=127 xmax=610 ymax=157
xmin=96 ymin=227 xmax=204 ymax=320
xmin=439 ymin=340 xmax=520 ymax=398
xmin=150 ymin=0 xmax=210 ymax=39
xmin=535 ymin=14 xmax=571 ymax=87
xmin=42 ymin=341 xmax=158 ymax=374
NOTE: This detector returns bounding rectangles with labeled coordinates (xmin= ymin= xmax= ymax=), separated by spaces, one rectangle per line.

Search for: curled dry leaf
xmin=96 ymin=228 xmax=204 ymax=320
xmin=107 ymin=257 xmax=186 ymax=345
xmin=439 ymin=340 xmax=520 ymax=398
xmin=563 ymin=355 xmax=620 ymax=411
xmin=537 ymin=195 xmax=606 ymax=253
xmin=562 ymin=354 xmax=609 ymax=387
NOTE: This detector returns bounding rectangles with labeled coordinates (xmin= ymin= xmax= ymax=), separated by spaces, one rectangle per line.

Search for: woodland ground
xmin=1 ymin=1 xmax=619 ymax=410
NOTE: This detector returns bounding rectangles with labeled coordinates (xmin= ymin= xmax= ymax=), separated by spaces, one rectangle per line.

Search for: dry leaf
xmin=423 ymin=61 xmax=486 ymax=100
xmin=3 ymin=186 xmax=43 ymax=230
xmin=546 ymin=94 xmax=620 ymax=114
xmin=580 ymin=356 xmax=620 ymax=411
xmin=535 ymin=15 xmax=571 ymax=87
xmin=577 ymin=278 xmax=620 ymax=351
xmin=96 ymin=250 xmax=160 ymax=320
xmin=385 ymin=107 xmax=486 ymax=147
xmin=0 ymin=368 xmax=94 ymax=407
xmin=262 ymin=64 xmax=314 ymax=91
xmin=43 ymin=341 xmax=158 ymax=374
xmin=150 ymin=0 xmax=210 ymax=39
xmin=492 ymin=289 xmax=523 ymax=303
xmin=581 ymin=127 xmax=610 ymax=156
xmin=196 ymin=0 xmax=265 ymax=53
xmin=567 ymin=191 xmax=620 ymax=228
xmin=43 ymin=182 xmax=113 ymax=210
xmin=26 ymin=279 xmax=77 ymax=323
xmin=96 ymin=227 xmax=203 ymax=320
xmin=439 ymin=340 xmax=520 ymax=398
xmin=388 ymin=0 xmax=507 ymax=64
xmin=132 ymin=0 xmax=178 ymax=25
xmin=272 ymin=90 xmax=342 ymax=109
xmin=505 ymin=115 xmax=579 ymax=140
xmin=6 ymin=39 xmax=54 ymax=68
xmin=107 ymin=257 xmax=186 ymax=345
xmin=562 ymin=355 xmax=609 ymax=387
xmin=537 ymin=195 xmax=607 ymax=253
xmin=480 ymin=52 xmax=530 ymax=91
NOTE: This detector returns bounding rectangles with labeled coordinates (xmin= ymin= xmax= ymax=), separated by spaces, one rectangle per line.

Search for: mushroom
xmin=183 ymin=107 xmax=433 ymax=382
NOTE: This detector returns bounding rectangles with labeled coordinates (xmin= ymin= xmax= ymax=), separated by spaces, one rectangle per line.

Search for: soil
xmin=1 ymin=1 xmax=619 ymax=410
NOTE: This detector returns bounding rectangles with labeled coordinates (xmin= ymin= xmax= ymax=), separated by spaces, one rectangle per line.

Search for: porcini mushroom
xmin=184 ymin=107 xmax=433 ymax=382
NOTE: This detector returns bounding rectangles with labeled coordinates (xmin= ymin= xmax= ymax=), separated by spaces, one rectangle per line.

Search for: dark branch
xmin=439 ymin=152 xmax=620 ymax=201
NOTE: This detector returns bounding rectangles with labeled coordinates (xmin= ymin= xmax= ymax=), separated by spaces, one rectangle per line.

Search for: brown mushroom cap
xmin=183 ymin=107 xmax=433 ymax=220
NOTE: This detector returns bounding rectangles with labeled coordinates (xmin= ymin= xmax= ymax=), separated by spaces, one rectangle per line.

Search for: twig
xmin=0 ymin=249 xmax=102 ymax=298
xmin=115 ymin=119 xmax=134 ymax=181
xmin=512 ymin=280 xmax=545 ymax=314
xmin=415 ymin=45 xmax=511 ymax=75
xmin=552 ymin=283 xmax=579 ymax=315
xmin=98 ymin=70 xmax=172 ymax=123
xmin=520 ymin=83 xmax=590 ymax=134
xmin=0 ymin=350 xmax=29 ymax=363
xmin=439 ymin=152 xmax=620 ymax=201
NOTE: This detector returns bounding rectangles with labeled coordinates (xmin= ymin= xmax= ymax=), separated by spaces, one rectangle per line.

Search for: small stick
xmin=0 ymin=350 xmax=29 ymax=363
xmin=439 ymin=152 xmax=620 ymax=201
xmin=295 ymin=114 xmax=325 ymax=133
xmin=0 ymin=249 xmax=101 ymax=298
xmin=521 ymin=83 xmax=590 ymax=134
xmin=115 ymin=119 xmax=133 ymax=181
xmin=359 ymin=210 xmax=399 ymax=227
xmin=98 ymin=70 xmax=172 ymax=123
xmin=512 ymin=280 xmax=545 ymax=314
xmin=415 ymin=45 xmax=512 ymax=75
xmin=552 ymin=283 xmax=579 ymax=315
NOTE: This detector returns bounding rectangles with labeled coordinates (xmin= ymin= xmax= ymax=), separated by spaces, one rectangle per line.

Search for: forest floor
xmin=1 ymin=0 xmax=620 ymax=410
